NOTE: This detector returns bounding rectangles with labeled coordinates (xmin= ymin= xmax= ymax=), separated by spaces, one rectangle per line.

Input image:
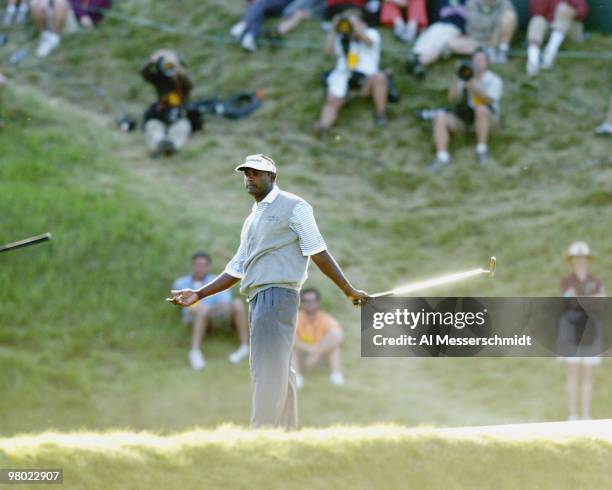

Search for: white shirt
xmin=225 ymin=186 xmax=327 ymax=279
xmin=459 ymin=70 xmax=503 ymax=114
xmin=333 ymin=28 xmax=381 ymax=77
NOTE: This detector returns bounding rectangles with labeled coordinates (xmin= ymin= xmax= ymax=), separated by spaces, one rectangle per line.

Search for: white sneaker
xmin=36 ymin=31 xmax=60 ymax=58
xmin=241 ymin=32 xmax=256 ymax=52
xmin=228 ymin=344 xmax=249 ymax=364
xmin=541 ymin=48 xmax=555 ymax=70
xmin=188 ymin=348 xmax=206 ymax=370
xmin=526 ymin=59 xmax=540 ymax=77
xmin=330 ymin=372 xmax=345 ymax=386
xmin=3 ymin=5 xmax=16 ymax=25
xmin=295 ymin=373 xmax=304 ymax=390
xmin=596 ymin=122 xmax=612 ymax=135
xmin=230 ymin=20 xmax=247 ymax=40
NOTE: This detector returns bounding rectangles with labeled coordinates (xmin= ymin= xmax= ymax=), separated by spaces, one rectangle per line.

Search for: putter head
xmin=488 ymin=256 xmax=496 ymax=277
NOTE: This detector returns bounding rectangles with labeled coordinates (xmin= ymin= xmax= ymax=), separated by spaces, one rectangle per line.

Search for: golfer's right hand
xmin=166 ymin=289 xmax=199 ymax=307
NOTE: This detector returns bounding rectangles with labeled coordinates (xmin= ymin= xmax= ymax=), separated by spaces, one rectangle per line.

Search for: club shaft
xmin=0 ymin=232 xmax=52 ymax=253
xmin=372 ymin=268 xmax=490 ymax=298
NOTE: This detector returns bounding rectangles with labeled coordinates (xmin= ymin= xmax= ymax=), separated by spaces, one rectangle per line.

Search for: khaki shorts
xmin=183 ymin=301 xmax=235 ymax=331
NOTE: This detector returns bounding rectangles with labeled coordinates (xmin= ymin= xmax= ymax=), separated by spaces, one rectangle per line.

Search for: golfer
xmin=168 ymin=154 xmax=369 ymax=429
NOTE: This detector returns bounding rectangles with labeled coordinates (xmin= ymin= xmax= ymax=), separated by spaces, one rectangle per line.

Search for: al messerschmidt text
xmin=372 ymin=334 xmax=532 ymax=347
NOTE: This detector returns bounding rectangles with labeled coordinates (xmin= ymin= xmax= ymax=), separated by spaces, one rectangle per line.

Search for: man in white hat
xmin=558 ymin=241 xmax=606 ymax=421
xmin=168 ymin=154 xmax=369 ymax=429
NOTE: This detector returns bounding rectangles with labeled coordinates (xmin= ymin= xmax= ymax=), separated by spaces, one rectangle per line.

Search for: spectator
xmin=379 ymin=0 xmax=427 ymax=43
xmin=315 ymin=10 xmax=387 ymax=136
xmin=324 ymin=0 xmax=365 ymax=20
xmin=526 ymin=0 xmax=587 ymax=76
xmin=141 ymin=49 xmax=192 ymax=158
xmin=448 ymin=0 xmax=517 ymax=64
xmin=272 ymin=0 xmax=325 ymax=37
xmin=229 ymin=0 xmax=292 ymax=52
xmin=31 ymin=0 xmax=77 ymax=57
xmin=68 ymin=0 xmax=112 ymax=29
xmin=30 ymin=0 xmax=111 ymax=57
xmin=407 ymin=0 xmax=467 ymax=78
xmin=293 ymin=288 xmax=345 ymax=388
xmin=3 ymin=0 xmax=28 ymax=25
xmin=557 ymin=241 xmax=606 ymax=421
xmin=428 ymin=48 xmax=502 ymax=170
xmin=596 ymin=96 xmax=612 ymax=136
xmin=173 ymin=252 xmax=250 ymax=370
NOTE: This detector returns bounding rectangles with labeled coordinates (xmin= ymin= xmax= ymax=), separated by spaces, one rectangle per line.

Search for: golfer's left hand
xmin=346 ymin=288 xmax=369 ymax=306
xmin=166 ymin=289 xmax=199 ymax=307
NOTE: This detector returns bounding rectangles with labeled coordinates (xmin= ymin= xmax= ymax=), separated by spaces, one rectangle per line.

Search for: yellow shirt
xmin=296 ymin=310 xmax=341 ymax=345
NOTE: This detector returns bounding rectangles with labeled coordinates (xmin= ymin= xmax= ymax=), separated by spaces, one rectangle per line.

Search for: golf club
xmin=370 ymin=256 xmax=497 ymax=299
xmin=0 ymin=232 xmax=52 ymax=254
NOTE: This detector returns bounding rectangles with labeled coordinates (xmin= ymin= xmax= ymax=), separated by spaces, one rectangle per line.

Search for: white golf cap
xmin=235 ymin=154 xmax=277 ymax=174
xmin=565 ymin=241 xmax=594 ymax=260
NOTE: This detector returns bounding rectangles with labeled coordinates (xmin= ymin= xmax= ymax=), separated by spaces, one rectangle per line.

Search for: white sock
xmin=498 ymin=42 xmax=509 ymax=52
xmin=436 ymin=151 xmax=450 ymax=163
xmin=545 ymin=30 xmax=565 ymax=57
xmin=528 ymin=44 xmax=540 ymax=65
xmin=476 ymin=143 xmax=487 ymax=154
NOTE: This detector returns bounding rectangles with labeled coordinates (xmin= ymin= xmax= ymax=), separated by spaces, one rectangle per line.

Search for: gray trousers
xmin=249 ymin=287 xmax=299 ymax=429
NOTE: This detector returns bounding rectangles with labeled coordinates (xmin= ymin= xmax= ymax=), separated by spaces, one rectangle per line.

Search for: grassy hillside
xmin=2 ymin=425 xmax=612 ymax=490
xmin=0 ymin=0 xmax=611 ymax=441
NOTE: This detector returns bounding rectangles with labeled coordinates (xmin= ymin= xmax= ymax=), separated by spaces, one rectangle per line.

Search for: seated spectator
xmin=526 ymin=0 xmax=587 ymax=76
xmin=229 ymin=0 xmax=292 ymax=52
xmin=141 ymin=49 xmax=192 ymax=158
xmin=428 ymin=48 xmax=502 ymax=170
xmin=68 ymin=0 xmax=112 ymax=29
xmin=379 ymin=0 xmax=427 ymax=43
xmin=596 ymin=96 xmax=612 ymax=136
xmin=30 ymin=0 xmax=111 ymax=57
xmin=557 ymin=241 xmax=606 ymax=421
xmin=3 ymin=0 xmax=28 ymax=25
xmin=324 ymin=0 xmax=365 ymax=20
xmin=447 ymin=0 xmax=517 ymax=63
xmin=315 ymin=10 xmax=387 ymax=135
xmin=271 ymin=0 xmax=325 ymax=37
xmin=293 ymin=288 xmax=345 ymax=388
xmin=173 ymin=252 xmax=249 ymax=370
xmin=407 ymin=0 xmax=467 ymax=78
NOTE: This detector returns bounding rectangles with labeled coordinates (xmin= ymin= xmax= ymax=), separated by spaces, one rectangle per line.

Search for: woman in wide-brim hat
xmin=557 ymin=241 xmax=606 ymax=421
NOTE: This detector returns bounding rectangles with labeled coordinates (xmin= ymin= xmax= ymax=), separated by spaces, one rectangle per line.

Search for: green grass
xmin=2 ymin=426 xmax=612 ymax=490
xmin=0 ymin=2 xmax=611 ymax=487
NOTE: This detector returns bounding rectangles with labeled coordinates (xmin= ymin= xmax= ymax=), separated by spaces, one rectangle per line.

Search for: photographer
xmin=315 ymin=10 xmax=387 ymax=136
xmin=428 ymin=48 xmax=502 ymax=171
xmin=141 ymin=49 xmax=193 ymax=158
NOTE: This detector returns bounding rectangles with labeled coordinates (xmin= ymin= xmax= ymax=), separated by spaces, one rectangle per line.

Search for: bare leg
xmin=317 ymin=95 xmax=344 ymax=130
xmin=30 ymin=0 xmax=47 ymax=31
xmin=50 ymin=0 xmax=68 ymax=34
xmin=566 ymin=363 xmax=580 ymax=419
xmin=305 ymin=330 xmax=343 ymax=368
xmin=191 ymin=305 xmax=210 ymax=350
xmin=277 ymin=9 xmax=310 ymax=35
xmin=498 ymin=9 xmax=517 ymax=47
xmin=434 ymin=112 xmax=451 ymax=153
xmin=580 ymin=364 xmax=593 ymax=419
xmin=368 ymin=72 xmax=388 ymax=117
xmin=474 ymin=105 xmax=491 ymax=146
xmin=448 ymin=36 xmax=480 ymax=55
xmin=231 ymin=298 xmax=249 ymax=345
